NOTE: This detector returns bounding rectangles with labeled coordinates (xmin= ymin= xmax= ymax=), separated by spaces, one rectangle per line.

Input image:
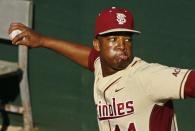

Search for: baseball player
xmin=8 ymin=7 xmax=195 ymax=131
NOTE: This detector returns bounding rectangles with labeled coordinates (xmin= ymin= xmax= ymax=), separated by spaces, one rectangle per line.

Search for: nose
xmin=117 ymin=37 xmax=125 ymax=50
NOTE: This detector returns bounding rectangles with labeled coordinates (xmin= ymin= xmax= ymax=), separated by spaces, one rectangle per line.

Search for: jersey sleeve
xmin=184 ymin=71 xmax=195 ymax=98
xmin=138 ymin=63 xmax=190 ymax=101
xmin=88 ymin=48 xmax=99 ymax=72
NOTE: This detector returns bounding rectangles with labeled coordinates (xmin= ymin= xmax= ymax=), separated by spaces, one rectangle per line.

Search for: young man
xmin=9 ymin=7 xmax=195 ymax=131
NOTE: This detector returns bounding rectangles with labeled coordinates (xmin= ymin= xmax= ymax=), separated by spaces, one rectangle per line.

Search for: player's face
xmin=94 ymin=32 xmax=134 ymax=76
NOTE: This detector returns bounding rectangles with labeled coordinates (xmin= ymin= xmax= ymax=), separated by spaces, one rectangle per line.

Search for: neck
xmin=100 ymin=57 xmax=134 ymax=77
xmin=101 ymin=66 xmax=119 ymax=77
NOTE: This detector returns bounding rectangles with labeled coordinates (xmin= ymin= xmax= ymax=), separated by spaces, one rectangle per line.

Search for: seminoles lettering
xmin=172 ymin=68 xmax=181 ymax=77
xmin=96 ymin=98 xmax=134 ymax=120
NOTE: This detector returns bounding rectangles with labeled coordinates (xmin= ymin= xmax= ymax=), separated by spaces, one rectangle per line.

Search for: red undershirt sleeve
xmin=184 ymin=71 xmax=195 ymax=98
xmin=87 ymin=48 xmax=99 ymax=72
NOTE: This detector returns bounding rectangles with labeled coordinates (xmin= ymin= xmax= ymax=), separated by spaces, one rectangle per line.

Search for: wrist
xmin=39 ymin=36 xmax=48 ymax=48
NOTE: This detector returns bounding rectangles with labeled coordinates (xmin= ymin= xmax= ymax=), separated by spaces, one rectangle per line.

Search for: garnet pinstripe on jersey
xmin=93 ymin=57 xmax=190 ymax=131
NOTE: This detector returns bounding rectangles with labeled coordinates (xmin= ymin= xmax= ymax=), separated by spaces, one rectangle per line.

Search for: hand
xmin=8 ymin=23 xmax=43 ymax=48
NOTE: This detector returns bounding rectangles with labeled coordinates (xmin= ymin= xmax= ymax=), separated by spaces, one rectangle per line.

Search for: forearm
xmin=40 ymin=36 xmax=92 ymax=68
xmin=9 ymin=23 xmax=92 ymax=68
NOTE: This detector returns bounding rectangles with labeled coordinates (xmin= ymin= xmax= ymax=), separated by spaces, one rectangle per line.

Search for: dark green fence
xmin=0 ymin=0 xmax=195 ymax=130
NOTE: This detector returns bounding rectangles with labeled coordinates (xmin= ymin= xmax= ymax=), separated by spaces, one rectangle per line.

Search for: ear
xmin=93 ymin=38 xmax=100 ymax=51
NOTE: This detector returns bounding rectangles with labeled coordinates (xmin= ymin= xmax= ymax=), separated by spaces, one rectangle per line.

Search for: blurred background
xmin=0 ymin=0 xmax=195 ymax=131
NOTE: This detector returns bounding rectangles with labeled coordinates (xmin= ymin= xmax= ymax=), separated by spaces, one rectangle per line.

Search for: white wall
xmin=0 ymin=0 xmax=33 ymax=39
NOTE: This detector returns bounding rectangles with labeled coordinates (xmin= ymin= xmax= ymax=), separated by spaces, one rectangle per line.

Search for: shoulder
xmin=94 ymin=57 xmax=101 ymax=73
xmin=132 ymin=57 xmax=170 ymax=73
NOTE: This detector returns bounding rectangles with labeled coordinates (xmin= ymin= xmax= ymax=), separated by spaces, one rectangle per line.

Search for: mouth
xmin=116 ymin=53 xmax=129 ymax=62
xmin=118 ymin=54 xmax=128 ymax=60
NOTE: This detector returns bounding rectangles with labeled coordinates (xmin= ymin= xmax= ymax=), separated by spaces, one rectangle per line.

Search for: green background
xmin=0 ymin=0 xmax=195 ymax=130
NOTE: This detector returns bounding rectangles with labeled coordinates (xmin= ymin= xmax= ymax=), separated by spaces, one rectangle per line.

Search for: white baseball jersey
xmin=93 ymin=57 xmax=190 ymax=131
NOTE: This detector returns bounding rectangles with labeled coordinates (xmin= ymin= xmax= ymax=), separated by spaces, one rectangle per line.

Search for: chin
xmin=114 ymin=62 xmax=129 ymax=70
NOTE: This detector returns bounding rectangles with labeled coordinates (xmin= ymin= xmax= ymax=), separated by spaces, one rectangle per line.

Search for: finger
xmin=8 ymin=23 xmax=28 ymax=34
xmin=13 ymin=31 xmax=30 ymax=45
xmin=11 ymin=31 xmax=27 ymax=44
xmin=15 ymin=38 xmax=28 ymax=46
xmin=10 ymin=22 xmax=26 ymax=28
xmin=9 ymin=26 xmax=27 ymax=34
xmin=12 ymin=34 xmax=29 ymax=45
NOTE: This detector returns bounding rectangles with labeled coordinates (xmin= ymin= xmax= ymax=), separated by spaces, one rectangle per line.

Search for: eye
xmin=125 ymin=38 xmax=132 ymax=42
xmin=108 ymin=37 xmax=116 ymax=42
